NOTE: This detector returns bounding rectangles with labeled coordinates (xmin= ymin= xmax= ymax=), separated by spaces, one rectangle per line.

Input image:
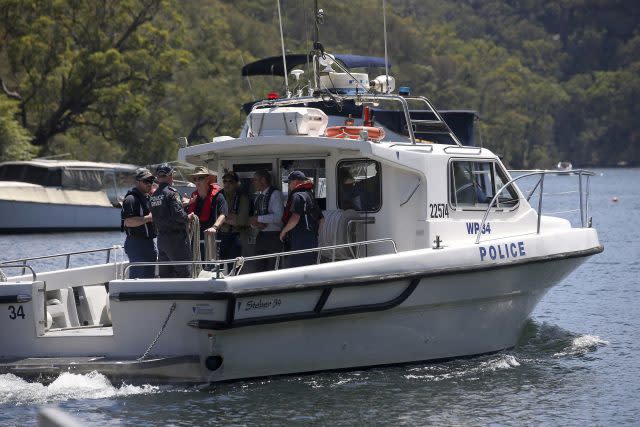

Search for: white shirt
xmin=257 ymin=187 xmax=284 ymax=231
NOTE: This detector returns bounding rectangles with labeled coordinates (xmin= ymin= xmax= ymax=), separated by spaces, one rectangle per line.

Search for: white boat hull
xmin=0 ymin=200 xmax=120 ymax=232
xmin=0 ymin=228 xmax=601 ymax=383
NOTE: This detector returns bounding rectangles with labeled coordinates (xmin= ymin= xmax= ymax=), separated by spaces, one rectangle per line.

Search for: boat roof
xmin=241 ymin=54 xmax=391 ymax=76
xmin=0 ymin=160 xmax=138 ymax=170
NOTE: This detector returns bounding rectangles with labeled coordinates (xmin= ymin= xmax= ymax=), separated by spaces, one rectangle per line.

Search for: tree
xmin=0 ymin=0 xmax=187 ymax=160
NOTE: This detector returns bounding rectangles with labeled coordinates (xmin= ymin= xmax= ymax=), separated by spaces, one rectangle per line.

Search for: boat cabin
xmin=181 ymin=104 xmax=531 ymax=259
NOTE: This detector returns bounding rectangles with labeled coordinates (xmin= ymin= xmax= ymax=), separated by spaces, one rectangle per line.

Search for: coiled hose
xmin=318 ymin=209 xmax=362 ymax=260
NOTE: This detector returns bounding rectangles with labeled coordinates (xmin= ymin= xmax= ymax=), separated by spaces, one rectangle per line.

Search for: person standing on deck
xmin=186 ymin=166 xmax=228 ymax=261
xmin=250 ymin=169 xmax=284 ymax=272
xmin=121 ymin=168 xmax=157 ymax=279
xmin=150 ymin=163 xmax=192 ymax=278
xmin=279 ymin=171 xmax=324 ymax=268
xmin=219 ymin=170 xmax=250 ymax=261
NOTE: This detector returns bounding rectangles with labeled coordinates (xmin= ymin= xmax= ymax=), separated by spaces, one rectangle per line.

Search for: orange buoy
xmin=324 ymin=126 xmax=385 ymax=142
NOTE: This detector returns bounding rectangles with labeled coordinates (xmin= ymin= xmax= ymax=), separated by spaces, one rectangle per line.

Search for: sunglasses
xmin=194 ymin=176 xmax=207 ymax=182
xmin=142 ymin=179 xmax=154 ymax=184
xmin=223 ymin=179 xmax=234 ymax=184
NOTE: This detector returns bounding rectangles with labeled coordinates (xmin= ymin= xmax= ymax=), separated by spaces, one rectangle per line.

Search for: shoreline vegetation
xmin=0 ymin=0 xmax=638 ymax=169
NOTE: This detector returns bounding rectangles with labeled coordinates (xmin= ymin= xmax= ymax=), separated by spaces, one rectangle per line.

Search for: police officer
xmin=121 ymin=168 xmax=157 ymax=279
xmin=279 ymin=171 xmax=324 ymax=268
xmin=150 ymin=163 xmax=192 ymax=278
xmin=219 ymin=170 xmax=250 ymax=260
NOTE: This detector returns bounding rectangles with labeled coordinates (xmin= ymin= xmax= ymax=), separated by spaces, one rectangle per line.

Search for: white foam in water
xmin=404 ymin=354 xmax=521 ymax=381
xmin=480 ymin=354 xmax=521 ymax=370
xmin=0 ymin=371 xmax=159 ymax=405
xmin=553 ymin=334 xmax=609 ymax=357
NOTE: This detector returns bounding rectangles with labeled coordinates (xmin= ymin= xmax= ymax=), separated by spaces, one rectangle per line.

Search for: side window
xmin=280 ymin=159 xmax=326 ymax=210
xmin=337 ymin=159 xmax=382 ymax=212
xmin=449 ymin=160 xmax=518 ymax=209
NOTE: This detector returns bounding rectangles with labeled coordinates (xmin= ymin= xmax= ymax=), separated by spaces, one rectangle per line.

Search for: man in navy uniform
xmin=279 ymin=171 xmax=324 ymax=268
xmin=121 ymin=168 xmax=157 ymax=278
xmin=150 ymin=163 xmax=192 ymax=278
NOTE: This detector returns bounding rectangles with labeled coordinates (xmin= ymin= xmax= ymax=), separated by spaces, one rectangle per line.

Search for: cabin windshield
xmin=449 ymin=160 xmax=518 ymax=209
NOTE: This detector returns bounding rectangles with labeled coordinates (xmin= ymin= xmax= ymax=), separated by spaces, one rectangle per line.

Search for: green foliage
xmin=0 ymin=97 xmax=36 ymax=161
xmin=0 ymin=0 xmax=638 ymax=167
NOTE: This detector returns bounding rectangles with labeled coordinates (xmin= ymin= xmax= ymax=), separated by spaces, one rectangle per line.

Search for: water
xmin=1 ymin=168 xmax=638 ymax=425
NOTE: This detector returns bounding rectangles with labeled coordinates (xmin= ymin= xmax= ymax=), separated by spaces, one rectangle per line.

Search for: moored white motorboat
xmin=0 ymin=30 xmax=602 ymax=383
xmin=0 ymin=160 xmax=138 ymax=232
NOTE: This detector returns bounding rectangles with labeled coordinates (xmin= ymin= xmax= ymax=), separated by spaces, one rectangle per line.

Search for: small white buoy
xmin=612 ymin=196 xmax=619 ymax=202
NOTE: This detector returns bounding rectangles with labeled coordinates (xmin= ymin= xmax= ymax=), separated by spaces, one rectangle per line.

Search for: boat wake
xmin=517 ymin=320 xmax=609 ymax=358
xmin=404 ymin=354 xmax=521 ymax=381
xmin=0 ymin=371 xmax=159 ymax=406
xmin=552 ymin=335 xmax=609 ymax=357
xmin=402 ymin=321 xmax=608 ymax=383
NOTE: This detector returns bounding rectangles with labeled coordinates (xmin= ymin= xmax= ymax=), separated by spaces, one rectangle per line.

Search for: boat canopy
xmin=0 ymin=161 xmax=137 ymax=190
xmin=241 ymin=54 xmax=391 ymax=76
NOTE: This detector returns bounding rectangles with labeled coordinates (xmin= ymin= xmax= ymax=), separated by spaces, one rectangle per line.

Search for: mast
xmin=276 ymin=0 xmax=290 ymax=97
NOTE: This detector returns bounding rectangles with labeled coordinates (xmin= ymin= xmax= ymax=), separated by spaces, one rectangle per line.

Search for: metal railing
xmin=0 ymin=265 xmax=37 ymax=281
xmin=475 ymin=169 xmax=595 ymax=244
xmin=0 ymin=246 xmax=123 ymax=278
xmin=123 ymin=237 xmax=398 ymax=279
xmin=249 ymin=92 xmax=461 ymax=146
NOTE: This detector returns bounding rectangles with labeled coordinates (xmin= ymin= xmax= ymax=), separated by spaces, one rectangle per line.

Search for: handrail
xmin=0 ymin=264 xmax=37 ymax=281
xmin=475 ymin=169 xmax=595 ymax=244
xmin=406 ymin=96 xmax=463 ymax=146
xmin=249 ymin=93 xmax=462 ymax=146
xmin=0 ymin=246 xmax=122 ymax=275
xmin=123 ymin=237 xmax=398 ymax=279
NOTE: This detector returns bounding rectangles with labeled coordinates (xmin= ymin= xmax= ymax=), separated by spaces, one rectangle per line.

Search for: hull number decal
xmin=429 ymin=203 xmax=449 ymax=218
xmin=466 ymin=222 xmax=491 ymax=235
xmin=8 ymin=305 xmax=25 ymax=320
xmin=479 ymin=241 xmax=526 ymax=261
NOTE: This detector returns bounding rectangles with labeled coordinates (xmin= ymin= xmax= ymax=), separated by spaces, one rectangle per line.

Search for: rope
xmin=189 ymin=216 xmax=201 ymax=278
xmin=137 ymin=302 xmax=177 ymax=361
xmin=0 ymin=268 xmax=7 ymax=282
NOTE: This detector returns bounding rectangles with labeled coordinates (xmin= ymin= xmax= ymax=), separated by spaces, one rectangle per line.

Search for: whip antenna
xmin=382 ymin=0 xmax=390 ymax=93
xmin=277 ymin=0 xmax=290 ymax=97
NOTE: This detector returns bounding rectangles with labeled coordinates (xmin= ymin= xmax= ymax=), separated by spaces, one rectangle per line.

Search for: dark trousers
xmin=219 ymin=232 xmax=242 ymax=260
xmin=124 ymin=236 xmax=157 ymax=279
xmin=286 ymin=231 xmax=318 ymax=268
xmin=254 ymin=231 xmax=283 ymax=272
xmin=157 ymin=233 xmax=192 ymax=278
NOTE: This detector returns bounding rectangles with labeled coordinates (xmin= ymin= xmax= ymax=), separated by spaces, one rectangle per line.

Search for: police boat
xmin=0 ymin=46 xmax=603 ymax=384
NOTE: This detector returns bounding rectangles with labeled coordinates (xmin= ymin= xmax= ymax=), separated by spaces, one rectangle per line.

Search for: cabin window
xmin=279 ymin=159 xmax=326 ymax=210
xmin=337 ymin=159 xmax=382 ymax=212
xmin=0 ymin=165 xmax=62 ymax=186
xmin=449 ymin=160 xmax=518 ymax=209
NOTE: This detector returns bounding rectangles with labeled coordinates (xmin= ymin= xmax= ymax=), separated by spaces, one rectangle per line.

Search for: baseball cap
xmin=155 ymin=163 xmax=174 ymax=177
xmin=285 ymin=170 xmax=306 ymax=182
xmin=135 ymin=168 xmax=154 ymax=181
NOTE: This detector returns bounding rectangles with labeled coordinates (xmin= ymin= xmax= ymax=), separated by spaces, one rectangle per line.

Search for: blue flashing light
xmin=398 ymin=86 xmax=411 ymax=96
